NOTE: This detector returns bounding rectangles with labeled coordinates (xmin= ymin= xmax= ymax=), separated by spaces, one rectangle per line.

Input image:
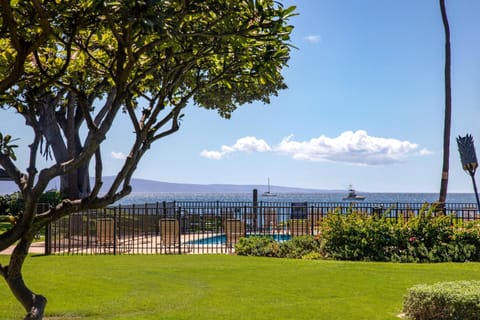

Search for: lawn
xmin=0 ymin=221 xmax=10 ymax=233
xmin=0 ymin=255 xmax=479 ymax=320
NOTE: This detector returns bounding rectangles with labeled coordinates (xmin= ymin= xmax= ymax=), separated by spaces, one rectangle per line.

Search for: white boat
xmin=342 ymin=185 xmax=365 ymax=201
xmin=262 ymin=178 xmax=276 ymax=197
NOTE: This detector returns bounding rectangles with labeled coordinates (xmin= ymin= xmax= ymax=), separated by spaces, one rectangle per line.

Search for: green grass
xmin=0 ymin=255 xmax=479 ymax=320
xmin=0 ymin=221 xmax=11 ymax=233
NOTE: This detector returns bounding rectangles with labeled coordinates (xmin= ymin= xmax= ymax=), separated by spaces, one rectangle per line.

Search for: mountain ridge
xmin=100 ymin=176 xmax=339 ymax=193
xmin=0 ymin=176 xmax=339 ymax=194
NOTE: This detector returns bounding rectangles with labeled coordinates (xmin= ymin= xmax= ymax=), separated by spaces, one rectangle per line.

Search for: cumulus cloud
xmin=275 ymin=130 xmax=421 ymax=165
xmin=111 ymin=151 xmax=126 ymax=160
xmin=201 ymin=130 xmax=431 ymax=165
xmin=200 ymin=136 xmax=271 ymax=160
xmin=419 ymin=148 xmax=434 ymax=156
xmin=304 ymin=35 xmax=322 ymax=44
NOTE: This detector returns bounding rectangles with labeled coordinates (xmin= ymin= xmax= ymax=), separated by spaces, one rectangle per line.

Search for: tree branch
xmin=26 ymin=129 xmax=42 ymax=191
xmin=89 ymin=147 xmax=103 ymax=199
xmin=0 ymin=154 xmax=24 ymax=191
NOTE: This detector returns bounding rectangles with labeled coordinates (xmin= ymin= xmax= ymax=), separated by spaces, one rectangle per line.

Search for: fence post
xmin=243 ymin=205 xmax=248 ymax=238
xmin=44 ymin=223 xmax=51 ymax=255
xmin=310 ymin=206 xmax=314 ymax=236
xmin=253 ymin=189 xmax=258 ymax=231
xmin=113 ymin=207 xmax=117 ymax=255
xmin=395 ymin=202 xmax=399 ymax=223
xmin=177 ymin=206 xmax=182 ymax=255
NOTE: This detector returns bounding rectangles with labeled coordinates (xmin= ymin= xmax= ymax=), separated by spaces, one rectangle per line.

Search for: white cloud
xmin=200 ymin=131 xmax=430 ymax=165
xmin=275 ymin=130 xmax=421 ymax=165
xmin=111 ymin=151 xmax=126 ymax=160
xmin=199 ymin=150 xmax=224 ymax=160
xmin=419 ymin=148 xmax=434 ymax=156
xmin=231 ymin=136 xmax=271 ymax=152
xmin=200 ymin=136 xmax=271 ymax=160
xmin=304 ymin=35 xmax=322 ymax=44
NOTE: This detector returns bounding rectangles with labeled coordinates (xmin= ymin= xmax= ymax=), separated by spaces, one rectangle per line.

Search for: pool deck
xmin=1 ymin=232 xmax=292 ymax=255
xmin=1 ymin=241 xmax=45 ymax=255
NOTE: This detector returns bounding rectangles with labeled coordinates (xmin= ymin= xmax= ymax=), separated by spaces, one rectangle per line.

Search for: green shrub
xmin=279 ymin=235 xmax=320 ymax=259
xmin=319 ymin=211 xmax=397 ymax=261
xmin=403 ymin=280 xmax=480 ymax=320
xmin=235 ymin=235 xmax=321 ymax=259
xmin=0 ymin=192 xmax=24 ymax=216
xmin=300 ymin=252 xmax=322 ymax=260
xmin=39 ymin=190 xmax=63 ymax=206
xmin=235 ymin=236 xmax=281 ymax=257
xmin=452 ymin=225 xmax=480 ymax=261
xmin=236 ymin=207 xmax=480 ymax=263
xmin=319 ymin=207 xmax=480 ymax=263
xmin=0 ymin=190 xmax=62 ymax=216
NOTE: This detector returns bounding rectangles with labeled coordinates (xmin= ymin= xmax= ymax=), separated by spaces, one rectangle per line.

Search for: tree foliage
xmin=0 ymin=1 xmax=295 ymax=318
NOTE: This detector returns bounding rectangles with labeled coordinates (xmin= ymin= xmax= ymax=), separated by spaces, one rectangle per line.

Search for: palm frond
xmin=457 ymin=134 xmax=478 ymax=173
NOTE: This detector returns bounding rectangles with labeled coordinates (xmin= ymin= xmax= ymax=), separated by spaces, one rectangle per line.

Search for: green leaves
xmin=0 ymin=0 xmax=296 ymax=198
xmin=0 ymin=133 xmax=19 ymax=161
xmin=320 ymin=208 xmax=480 ymax=263
xmin=404 ymin=281 xmax=480 ymax=320
xmin=2 ymin=0 xmax=296 ymax=117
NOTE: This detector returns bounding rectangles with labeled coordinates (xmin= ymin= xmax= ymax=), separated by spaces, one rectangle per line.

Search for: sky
xmin=2 ymin=0 xmax=480 ymax=193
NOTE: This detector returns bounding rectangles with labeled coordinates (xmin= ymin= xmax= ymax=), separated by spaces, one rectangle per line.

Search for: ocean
xmin=115 ymin=192 xmax=478 ymax=205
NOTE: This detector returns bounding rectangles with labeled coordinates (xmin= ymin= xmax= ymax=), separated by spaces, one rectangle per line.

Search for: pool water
xmin=187 ymin=234 xmax=291 ymax=245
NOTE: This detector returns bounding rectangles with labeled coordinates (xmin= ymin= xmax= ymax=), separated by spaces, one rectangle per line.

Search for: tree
xmin=438 ymin=0 xmax=452 ymax=206
xmin=0 ymin=1 xmax=296 ymax=319
xmin=0 ymin=0 xmax=54 ymax=93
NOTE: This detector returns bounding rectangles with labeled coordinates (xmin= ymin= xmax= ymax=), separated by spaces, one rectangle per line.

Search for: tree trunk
xmin=38 ymin=123 xmax=91 ymax=199
xmin=30 ymin=91 xmax=92 ymax=199
xmin=438 ymin=0 xmax=451 ymax=206
xmin=2 ymin=238 xmax=47 ymax=320
xmin=6 ymin=276 xmax=47 ymax=320
xmin=77 ymin=163 xmax=91 ymax=198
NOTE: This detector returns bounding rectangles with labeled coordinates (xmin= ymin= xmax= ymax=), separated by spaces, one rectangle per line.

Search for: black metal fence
xmin=46 ymin=201 xmax=480 ymax=255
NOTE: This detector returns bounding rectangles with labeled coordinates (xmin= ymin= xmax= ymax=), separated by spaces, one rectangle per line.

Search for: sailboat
xmin=262 ymin=178 xmax=276 ymax=197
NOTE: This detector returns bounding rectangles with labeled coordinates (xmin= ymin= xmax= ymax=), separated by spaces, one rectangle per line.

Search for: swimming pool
xmin=187 ymin=233 xmax=291 ymax=245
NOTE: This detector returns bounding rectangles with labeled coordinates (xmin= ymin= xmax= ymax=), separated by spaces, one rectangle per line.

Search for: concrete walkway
xmin=0 ymin=242 xmax=45 ymax=255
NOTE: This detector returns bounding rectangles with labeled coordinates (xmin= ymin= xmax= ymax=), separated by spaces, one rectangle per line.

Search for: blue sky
xmin=2 ymin=0 xmax=480 ymax=193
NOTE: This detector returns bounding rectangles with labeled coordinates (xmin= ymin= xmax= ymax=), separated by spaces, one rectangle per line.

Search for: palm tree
xmin=438 ymin=0 xmax=452 ymax=207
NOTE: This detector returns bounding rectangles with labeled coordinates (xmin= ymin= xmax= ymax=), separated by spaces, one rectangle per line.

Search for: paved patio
xmin=1 ymin=242 xmax=45 ymax=255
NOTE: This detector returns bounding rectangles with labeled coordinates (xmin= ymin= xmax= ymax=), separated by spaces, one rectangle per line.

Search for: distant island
xmin=99 ymin=176 xmax=338 ymax=194
xmin=0 ymin=176 xmax=340 ymax=195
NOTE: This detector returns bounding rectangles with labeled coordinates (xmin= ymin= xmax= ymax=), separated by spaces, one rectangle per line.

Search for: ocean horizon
xmin=114 ymin=191 xmax=478 ymax=205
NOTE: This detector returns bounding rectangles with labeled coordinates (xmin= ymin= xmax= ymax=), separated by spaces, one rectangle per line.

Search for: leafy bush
xmin=319 ymin=207 xmax=480 ymax=263
xmin=235 ymin=236 xmax=281 ymax=257
xmin=39 ymin=190 xmax=63 ymax=206
xmin=279 ymin=235 xmax=320 ymax=259
xmin=403 ymin=280 xmax=480 ymax=320
xmin=300 ymin=252 xmax=322 ymax=260
xmin=236 ymin=207 xmax=480 ymax=263
xmin=235 ymin=235 xmax=321 ymax=259
xmin=0 ymin=191 xmax=62 ymax=215
xmin=319 ymin=211 xmax=397 ymax=261
xmin=0 ymin=191 xmax=62 ymax=228
xmin=451 ymin=224 xmax=480 ymax=261
xmin=0 ymin=192 xmax=24 ymax=216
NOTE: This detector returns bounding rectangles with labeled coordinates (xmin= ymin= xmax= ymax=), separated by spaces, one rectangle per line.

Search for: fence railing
xmin=46 ymin=201 xmax=480 ymax=255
